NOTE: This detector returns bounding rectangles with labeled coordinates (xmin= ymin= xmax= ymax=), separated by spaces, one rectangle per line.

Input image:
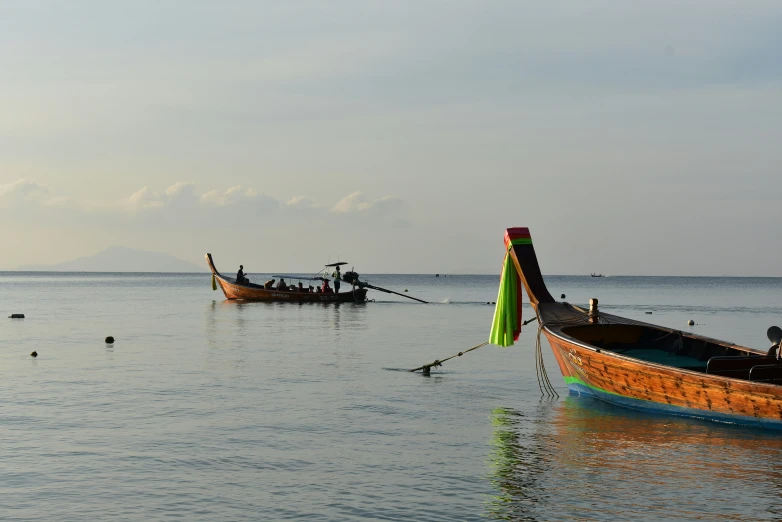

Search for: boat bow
xmin=503 ymin=228 xmax=554 ymax=313
xmin=494 ymin=227 xmax=782 ymax=429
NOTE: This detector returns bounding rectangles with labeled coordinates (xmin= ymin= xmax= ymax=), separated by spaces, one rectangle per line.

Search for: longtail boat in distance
xmin=489 ymin=227 xmax=782 ymax=430
xmin=205 ymin=254 xmax=368 ymax=303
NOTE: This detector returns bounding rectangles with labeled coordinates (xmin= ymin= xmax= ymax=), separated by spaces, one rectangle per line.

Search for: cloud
xmin=126 ymin=181 xmax=199 ymax=210
xmin=200 ymin=185 xmax=260 ymax=206
xmin=126 ymin=182 xmax=275 ymax=220
xmin=0 ymin=179 xmax=66 ymax=206
xmin=331 ymin=192 xmax=403 ymax=215
xmin=0 ymin=179 xmax=404 ymax=228
xmin=165 ymin=181 xmax=197 ymax=201
xmin=286 ymin=195 xmax=315 ymax=208
xmin=127 ymin=186 xmax=163 ymax=209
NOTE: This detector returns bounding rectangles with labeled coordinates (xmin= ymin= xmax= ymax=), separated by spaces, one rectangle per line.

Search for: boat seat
xmin=749 ymin=364 xmax=782 ymax=384
xmin=706 ymin=355 xmax=777 ymax=379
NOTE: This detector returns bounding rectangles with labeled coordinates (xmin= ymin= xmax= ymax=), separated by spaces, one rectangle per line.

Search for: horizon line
xmin=3 ymin=270 xmax=782 ymax=278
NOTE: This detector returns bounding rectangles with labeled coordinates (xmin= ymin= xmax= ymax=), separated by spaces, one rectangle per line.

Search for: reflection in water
xmin=202 ymin=298 xmax=371 ymax=370
xmin=486 ymin=398 xmax=782 ymax=520
xmin=332 ymin=302 xmax=341 ymax=332
xmin=205 ymin=300 xmax=218 ymax=350
xmin=485 ymin=403 xmax=557 ymax=521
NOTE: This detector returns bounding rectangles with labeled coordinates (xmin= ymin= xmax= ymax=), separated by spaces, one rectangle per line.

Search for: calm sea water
xmin=2 ymin=273 xmax=782 ymax=521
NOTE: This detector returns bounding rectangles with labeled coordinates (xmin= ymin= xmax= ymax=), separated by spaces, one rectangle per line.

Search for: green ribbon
xmin=489 ymin=251 xmax=520 ymax=347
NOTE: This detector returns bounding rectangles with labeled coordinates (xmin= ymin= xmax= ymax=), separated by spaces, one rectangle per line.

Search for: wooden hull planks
xmin=544 ymin=330 xmax=782 ymax=429
xmin=214 ymin=276 xmax=367 ymax=302
xmin=205 ymin=253 xmax=368 ymax=303
xmin=503 ymin=227 xmax=782 ymax=429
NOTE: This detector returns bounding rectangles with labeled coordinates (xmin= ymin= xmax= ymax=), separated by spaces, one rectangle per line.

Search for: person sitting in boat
xmin=277 ymin=278 xmax=288 ymax=290
xmin=322 ymin=280 xmax=333 ymax=294
xmin=264 ymin=279 xmax=276 ymax=289
xmin=297 ymin=282 xmax=304 ymax=292
xmin=308 ymin=284 xmax=314 ymax=293
xmin=314 ymin=285 xmax=321 ymax=293
xmin=236 ymin=265 xmax=247 ymax=284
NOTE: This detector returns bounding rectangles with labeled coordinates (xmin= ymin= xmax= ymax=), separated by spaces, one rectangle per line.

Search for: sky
xmin=1 ymin=0 xmax=781 ymax=275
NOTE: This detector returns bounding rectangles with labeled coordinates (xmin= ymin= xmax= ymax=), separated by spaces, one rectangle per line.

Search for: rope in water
xmin=535 ymin=321 xmax=559 ymax=397
xmin=409 ymin=316 xmax=539 ymax=373
xmin=408 ymin=303 xmax=613 ymax=400
xmin=408 ymin=341 xmax=489 ymax=374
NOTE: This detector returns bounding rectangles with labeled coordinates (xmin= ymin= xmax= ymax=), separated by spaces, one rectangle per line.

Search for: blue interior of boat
xmin=616 ymin=348 xmax=706 ymax=370
xmin=562 ymin=323 xmax=754 ymax=375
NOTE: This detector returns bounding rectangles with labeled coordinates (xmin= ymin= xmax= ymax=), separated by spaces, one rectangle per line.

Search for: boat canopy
xmin=272 ymin=275 xmax=327 ymax=281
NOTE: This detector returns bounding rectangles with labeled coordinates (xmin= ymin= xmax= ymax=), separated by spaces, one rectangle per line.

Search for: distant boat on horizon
xmin=590 ymin=273 xmax=604 ymax=278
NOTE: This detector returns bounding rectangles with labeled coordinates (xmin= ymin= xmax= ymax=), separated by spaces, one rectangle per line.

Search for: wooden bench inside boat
xmin=706 ymin=356 xmax=778 ymax=380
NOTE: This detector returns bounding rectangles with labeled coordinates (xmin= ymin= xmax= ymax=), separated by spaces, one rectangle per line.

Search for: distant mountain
xmin=18 ymin=246 xmax=206 ymax=273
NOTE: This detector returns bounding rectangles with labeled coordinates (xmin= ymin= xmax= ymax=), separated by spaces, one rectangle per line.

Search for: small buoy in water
xmin=487 ymin=302 xmax=490 ymax=305
xmin=9 ymin=313 xmax=24 ymax=319
xmin=30 ymin=351 xmax=37 ymax=357
xmin=561 ymin=294 xmax=566 ymax=299
xmin=645 ymin=312 xmax=653 ymax=314
xmin=687 ymin=320 xmax=695 ymax=326
xmin=405 ymin=289 xmax=408 ymax=292
xmin=105 ymin=336 xmax=115 ymax=344
xmin=492 ymin=302 xmax=496 ymax=304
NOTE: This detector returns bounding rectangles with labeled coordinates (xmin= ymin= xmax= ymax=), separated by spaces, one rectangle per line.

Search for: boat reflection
xmin=485 ymin=397 xmax=782 ymax=520
xmin=484 ymin=402 xmax=557 ymax=521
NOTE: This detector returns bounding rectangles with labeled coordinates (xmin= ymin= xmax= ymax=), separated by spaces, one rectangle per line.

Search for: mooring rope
xmin=409 ymin=317 xmax=539 ymax=374
xmin=407 ymin=302 xmax=614 ymax=401
xmin=535 ymin=322 xmax=559 ymax=397
xmin=530 ymin=304 xmax=605 ymax=398
xmin=408 ymin=341 xmax=490 ymax=374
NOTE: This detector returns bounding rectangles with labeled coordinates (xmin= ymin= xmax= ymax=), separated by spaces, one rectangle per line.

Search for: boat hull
xmin=544 ymin=330 xmax=782 ymax=430
xmin=205 ymin=253 xmax=367 ymax=303
xmin=214 ymin=275 xmax=367 ymax=303
xmin=497 ymin=227 xmax=782 ymax=430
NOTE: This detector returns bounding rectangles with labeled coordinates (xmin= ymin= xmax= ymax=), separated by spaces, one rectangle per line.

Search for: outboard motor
xmin=333 ymin=269 xmax=427 ymax=303
xmin=342 ymin=271 xmax=361 ymax=286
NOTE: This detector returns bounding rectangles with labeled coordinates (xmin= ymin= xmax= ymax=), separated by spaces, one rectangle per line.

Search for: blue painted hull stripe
xmin=567 ymin=382 xmax=782 ymax=430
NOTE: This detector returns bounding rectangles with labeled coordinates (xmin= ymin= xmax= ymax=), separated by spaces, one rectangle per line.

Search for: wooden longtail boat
xmin=205 ymin=254 xmax=368 ymax=303
xmin=499 ymin=227 xmax=782 ymax=429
